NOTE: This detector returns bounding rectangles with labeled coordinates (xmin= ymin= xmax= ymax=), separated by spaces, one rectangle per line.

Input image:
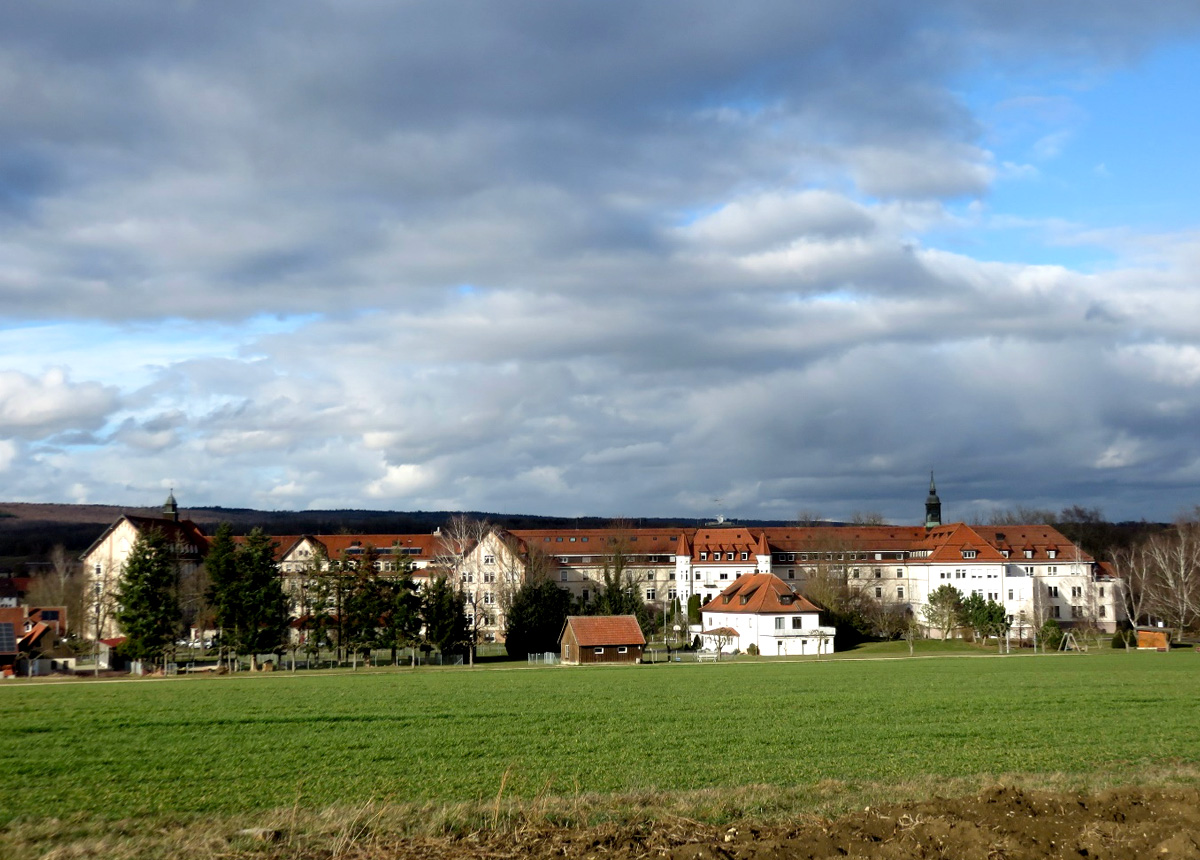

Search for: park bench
xmin=696 ymin=652 xmax=718 ymax=663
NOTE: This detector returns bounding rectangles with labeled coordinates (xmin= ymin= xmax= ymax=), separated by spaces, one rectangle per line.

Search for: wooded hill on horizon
xmin=0 ymin=502 xmax=791 ymax=570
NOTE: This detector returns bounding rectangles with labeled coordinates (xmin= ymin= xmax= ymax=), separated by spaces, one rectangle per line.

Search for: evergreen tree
xmin=422 ymin=574 xmax=467 ymax=658
xmin=204 ymin=525 xmax=289 ymax=669
xmin=377 ymin=559 xmax=422 ymax=665
xmin=234 ymin=529 xmax=290 ymax=668
xmin=115 ymin=529 xmax=180 ymax=668
xmin=204 ymin=523 xmax=240 ymax=665
xmin=504 ymin=579 xmax=573 ymax=658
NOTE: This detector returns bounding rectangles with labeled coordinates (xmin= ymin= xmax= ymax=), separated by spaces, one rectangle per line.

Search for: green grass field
xmin=1 ymin=651 xmax=1197 ymax=827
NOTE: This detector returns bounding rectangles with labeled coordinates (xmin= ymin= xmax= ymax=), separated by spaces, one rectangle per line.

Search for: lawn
xmin=1 ymin=651 xmax=1197 ymax=825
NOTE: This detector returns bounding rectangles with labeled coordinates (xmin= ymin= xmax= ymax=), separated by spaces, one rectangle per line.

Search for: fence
xmin=527 ymin=652 xmax=559 ymax=665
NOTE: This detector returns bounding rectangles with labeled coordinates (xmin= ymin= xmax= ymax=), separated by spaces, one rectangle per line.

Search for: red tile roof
xmin=700 ymin=573 xmax=821 ymax=615
xmin=561 ymin=615 xmax=646 ymax=647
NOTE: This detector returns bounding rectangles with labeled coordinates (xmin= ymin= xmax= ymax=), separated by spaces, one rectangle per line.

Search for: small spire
xmin=924 ymin=472 xmax=942 ymax=529
xmin=163 ymin=488 xmax=179 ymax=522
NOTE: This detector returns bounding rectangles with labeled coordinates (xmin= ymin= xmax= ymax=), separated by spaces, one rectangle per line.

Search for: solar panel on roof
xmin=0 ymin=622 xmax=15 ymax=652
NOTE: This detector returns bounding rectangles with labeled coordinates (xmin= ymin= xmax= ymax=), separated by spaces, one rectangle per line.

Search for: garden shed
xmin=559 ymin=615 xmax=645 ymax=665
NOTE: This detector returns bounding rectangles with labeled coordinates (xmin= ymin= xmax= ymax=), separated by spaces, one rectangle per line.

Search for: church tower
xmin=924 ymin=473 xmax=941 ymax=529
xmin=163 ymin=489 xmax=179 ymax=522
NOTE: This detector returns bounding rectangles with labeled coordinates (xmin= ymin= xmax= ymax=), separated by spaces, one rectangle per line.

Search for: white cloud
xmin=0 ymin=369 xmax=118 ymax=439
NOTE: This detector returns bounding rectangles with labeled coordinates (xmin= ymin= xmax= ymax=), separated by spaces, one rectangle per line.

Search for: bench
xmin=696 ymin=652 xmax=719 ymax=663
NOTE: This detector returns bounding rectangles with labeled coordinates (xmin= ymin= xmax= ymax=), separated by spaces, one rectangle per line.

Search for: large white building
xmin=81 ymin=481 xmax=1121 ymax=646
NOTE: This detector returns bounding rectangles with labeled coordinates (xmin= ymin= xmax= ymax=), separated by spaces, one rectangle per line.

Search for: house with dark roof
xmin=700 ymin=573 xmax=836 ymax=656
xmin=559 ymin=615 xmax=646 ymax=664
xmin=79 ymin=492 xmax=208 ymax=639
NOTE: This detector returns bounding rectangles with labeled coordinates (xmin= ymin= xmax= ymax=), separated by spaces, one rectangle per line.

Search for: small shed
xmin=560 ymin=615 xmax=646 ymax=665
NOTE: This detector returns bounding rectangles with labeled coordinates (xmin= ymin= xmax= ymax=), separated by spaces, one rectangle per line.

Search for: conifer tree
xmin=115 ymin=529 xmax=180 ymax=668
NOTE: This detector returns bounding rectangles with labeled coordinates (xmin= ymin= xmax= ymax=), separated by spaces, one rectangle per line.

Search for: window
xmin=787 ymin=553 xmax=795 ymax=562
xmin=668 ymin=587 xmax=676 ymax=601
xmin=645 ymin=588 xmax=656 ymax=601
xmin=1024 ymin=566 xmax=1034 ymax=575
xmin=874 ymin=587 xmax=882 ymax=598
xmin=873 ymin=568 xmax=881 ymax=578
xmin=1008 ymin=589 xmax=1014 ymax=600
xmin=897 ymin=586 xmax=904 ymax=599
xmin=1099 ymin=586 xmax=1106 ymax=598
xmin=1048 ymin=566 xmax=1058 ymax=574
xmin=668 ymin=572 xmax=676 ymax=581
xmin=1100 ymin=606 xmax=1107 ymax=618
xmin=1071 ymin=605 xmax=1081 ymax=618
xmin=1052 ymin=606 xmax=1060 ymax=618
xmin=700 ymin=552 xmax=708 ymax=560
xmin=719 ymin=572 xmax=729 ymax=580
xmin=483 ymin=592 xmax=494 ymax=605
xmin=1071 ymin=586 xmax=1082 ymax=598
xmin=1048 ymin=550 xmax=1057 ymax=559
xmin=646 ymin=571 xmax=654 ymax=581
xmin=1024 ymin=549 xmax=1033 ymax=559
xmin=788 ymin=569 xmax=795 ymax=579
xmin=560 ymin=570 xmax=568 ymax=582
xmin=962 ymin=550 xmax=977 ymax=559
xmin=594 ymin=647 xmax=604 ymax=654
xmin=740 ymin=551 xmax=749 ymax=561
xmin=695 ymin=573 xmax=701 ymax=580
xmin=775 ymin=618 xmax=785 ymax=630
xmin=582 ymin=537 xmax=588 ymax=542
xmin=1048 ymin=585 xmax=1059 ymax=598
xmin=483 ymin=554 xmax=495 ymax=565
xmin=727 ymin=552 xmax=735 ymax=560
xmin=581 ymin=589 xmax=589 ymax=601
xmin=896 ymin=568 xmax=903 ymax=578
xmin=618 ymin=646 xmax=627 ymax=654
xmin=792 ymin=617 xmax=802 ymax=629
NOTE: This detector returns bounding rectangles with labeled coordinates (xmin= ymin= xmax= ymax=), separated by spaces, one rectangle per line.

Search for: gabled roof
xmin=700 ymin=573 xmax=821 ymax=615
xmin=81 ymin=515 xmax=208 ymax=560
xmin=915 ymin=523 xmax=1007 ymax=563
xmin=560 ymin=615 xmax=646 ymax=647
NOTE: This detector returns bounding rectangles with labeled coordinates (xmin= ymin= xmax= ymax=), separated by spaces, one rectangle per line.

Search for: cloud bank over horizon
xmin=3 ymin=1 xmax=1200 ymax=523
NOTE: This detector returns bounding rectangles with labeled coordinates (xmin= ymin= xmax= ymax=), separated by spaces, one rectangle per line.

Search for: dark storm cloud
xmin=2 ymin=2 xmax=1200 ymax=520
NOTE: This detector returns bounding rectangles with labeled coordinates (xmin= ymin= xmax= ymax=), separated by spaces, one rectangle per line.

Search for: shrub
xmin=746 ymin=643 xmax=759 ymax=657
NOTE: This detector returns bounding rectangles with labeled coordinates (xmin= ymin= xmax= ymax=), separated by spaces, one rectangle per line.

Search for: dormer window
xmin=962 ymin=550 xmax=977 ymax=559
xmin=1024 ymin=549 xmax=1033 ymax=559
xmin=740 ymin=552 xmax=748 ymax=561
xmin=726 ymin=552 xmax=735 ymax=560
xmin=780 ymin=595 xmax=793 ymax=605
xmin=740 ymin=595 xmax=749 ymax=605
xmin=700 ymin=552 xmax=708 ymax=560
xmin=1047 ymin=550 xmax=1057 ymax=559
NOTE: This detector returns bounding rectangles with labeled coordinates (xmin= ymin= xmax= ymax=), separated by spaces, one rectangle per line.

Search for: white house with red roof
xmin=700 ymin=573 xmax=835 ymax=656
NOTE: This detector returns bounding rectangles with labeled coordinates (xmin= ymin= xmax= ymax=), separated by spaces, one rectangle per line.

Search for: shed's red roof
xmin=561 ymin=615 xmax=646 ymax=647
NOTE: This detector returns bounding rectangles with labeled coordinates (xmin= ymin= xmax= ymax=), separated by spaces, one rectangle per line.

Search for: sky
xmin=3 ymin=1 xmax=1200 ymax=525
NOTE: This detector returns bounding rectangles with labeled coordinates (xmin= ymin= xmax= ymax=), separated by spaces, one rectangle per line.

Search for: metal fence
xmin=527 ymin=652 xmax=559 ymax=665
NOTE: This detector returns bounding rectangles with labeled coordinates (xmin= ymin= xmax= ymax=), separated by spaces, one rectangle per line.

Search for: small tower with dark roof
xmin=924 ymin=473 xmax=942 ymax=529
xmin=163 ymin=489 xmax=179 ymax=522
